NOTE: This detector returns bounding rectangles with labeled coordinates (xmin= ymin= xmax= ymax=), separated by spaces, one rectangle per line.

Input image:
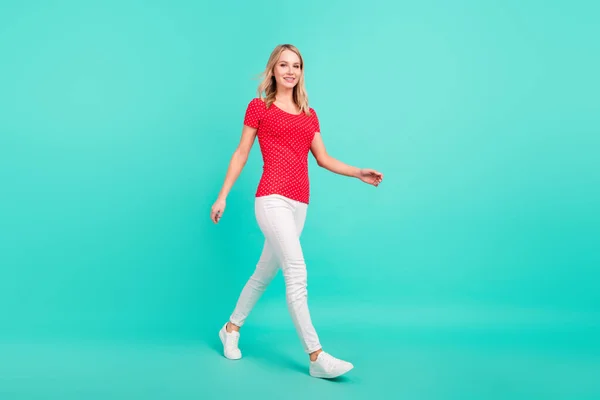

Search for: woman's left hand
xmin=358 ymin=168 xmax=384 ymax=187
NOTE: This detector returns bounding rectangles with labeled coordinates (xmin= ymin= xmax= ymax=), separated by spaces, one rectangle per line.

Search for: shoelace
xmin=319 ymin=353 xmax=338 ymax=371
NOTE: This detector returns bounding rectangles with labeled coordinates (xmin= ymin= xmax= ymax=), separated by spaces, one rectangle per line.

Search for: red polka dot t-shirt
xmin=244 ymin=98 xmax=320 ymax=204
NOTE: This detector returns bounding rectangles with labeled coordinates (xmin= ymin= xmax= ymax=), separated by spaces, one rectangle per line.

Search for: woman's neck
xmin=275 ymin=88 xmax=294 ymax=104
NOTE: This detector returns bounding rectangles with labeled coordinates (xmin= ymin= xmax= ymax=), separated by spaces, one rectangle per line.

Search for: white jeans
xmin=229 ymin=194 xmax=321 ymax=354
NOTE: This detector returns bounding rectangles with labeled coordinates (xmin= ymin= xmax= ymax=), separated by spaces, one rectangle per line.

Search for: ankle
xmin=226 ymin=322 xmax=240 ymax=333
xmin=309 ymin=349 xmax=323 ymax=362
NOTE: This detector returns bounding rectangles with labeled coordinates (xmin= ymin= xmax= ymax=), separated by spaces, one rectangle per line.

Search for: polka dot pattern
xmin=244 ymin=98 xmax=320 ymax=204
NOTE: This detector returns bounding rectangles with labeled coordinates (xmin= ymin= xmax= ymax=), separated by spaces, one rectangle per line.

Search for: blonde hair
xmin=257 ymin=44 xmax=311 ymax=116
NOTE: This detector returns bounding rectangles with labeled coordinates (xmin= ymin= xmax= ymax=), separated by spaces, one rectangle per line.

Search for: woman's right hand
xmin=210 ymin=198 xmax=226 ymax=224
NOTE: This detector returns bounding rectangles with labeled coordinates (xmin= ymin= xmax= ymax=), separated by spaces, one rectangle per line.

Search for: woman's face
xmin=273 ymin=50 xmax=302 ymax=90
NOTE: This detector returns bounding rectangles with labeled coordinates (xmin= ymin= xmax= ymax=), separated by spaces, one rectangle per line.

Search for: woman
xmin=210 ymin=44 xmax=383 ymax=379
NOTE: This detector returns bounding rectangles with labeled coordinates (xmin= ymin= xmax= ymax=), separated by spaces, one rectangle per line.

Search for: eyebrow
xmin=279 ymin=61 xmax=300 ymax=65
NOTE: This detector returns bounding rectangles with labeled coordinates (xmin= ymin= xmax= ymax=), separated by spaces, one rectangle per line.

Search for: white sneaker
xmin=309 ymin=352 xmax=354 ymax=379
xmin=219 ymin=323 xmax=242 ymax=360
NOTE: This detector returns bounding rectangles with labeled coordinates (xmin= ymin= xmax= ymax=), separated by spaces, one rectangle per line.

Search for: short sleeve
xmin=243 ymin=98 xmax=264 ymax=129
xmin=311 ymin=108 xmax=320 ymax=133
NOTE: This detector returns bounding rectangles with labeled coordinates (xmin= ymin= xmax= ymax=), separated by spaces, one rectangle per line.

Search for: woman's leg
xmin=254 ymin=195 xmax=321 ymax=354
xmin=223 ymin=194 xmax=353 ymax=377
xmin=229 ymin=240 xmax=279 ymax=328
xmin=227 ymin=195 xmax=310 ymax=330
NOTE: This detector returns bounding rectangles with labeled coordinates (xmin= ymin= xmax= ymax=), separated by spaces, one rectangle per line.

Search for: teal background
xmin=1 ymin=0 xmax=599 ymax=399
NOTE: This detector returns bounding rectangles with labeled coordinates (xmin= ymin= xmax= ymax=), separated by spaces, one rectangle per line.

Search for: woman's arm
xmin=310 ymin=133 xmax=360 ymax=177
xmin=211 ymin=125 xmax=257 ymax=223
xmin=310 ymin=132 xmax=383 ymax=186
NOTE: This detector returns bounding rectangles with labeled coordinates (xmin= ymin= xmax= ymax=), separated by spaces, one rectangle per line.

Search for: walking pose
xmin=210 ymin=44 xmax=383 ymax=379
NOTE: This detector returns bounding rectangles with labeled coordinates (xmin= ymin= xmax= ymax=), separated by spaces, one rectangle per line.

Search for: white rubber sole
xmin=219 ymin=328 xmax=242 ymax=360
xmin=310 ymin=364 xmax=354 ymax=379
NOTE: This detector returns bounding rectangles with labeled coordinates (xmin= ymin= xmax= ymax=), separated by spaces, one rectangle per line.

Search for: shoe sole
xmin=219 ymin=328 xmax=242 ymax=360
xmin=310 ymin=364 xmax=354 ymax=379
